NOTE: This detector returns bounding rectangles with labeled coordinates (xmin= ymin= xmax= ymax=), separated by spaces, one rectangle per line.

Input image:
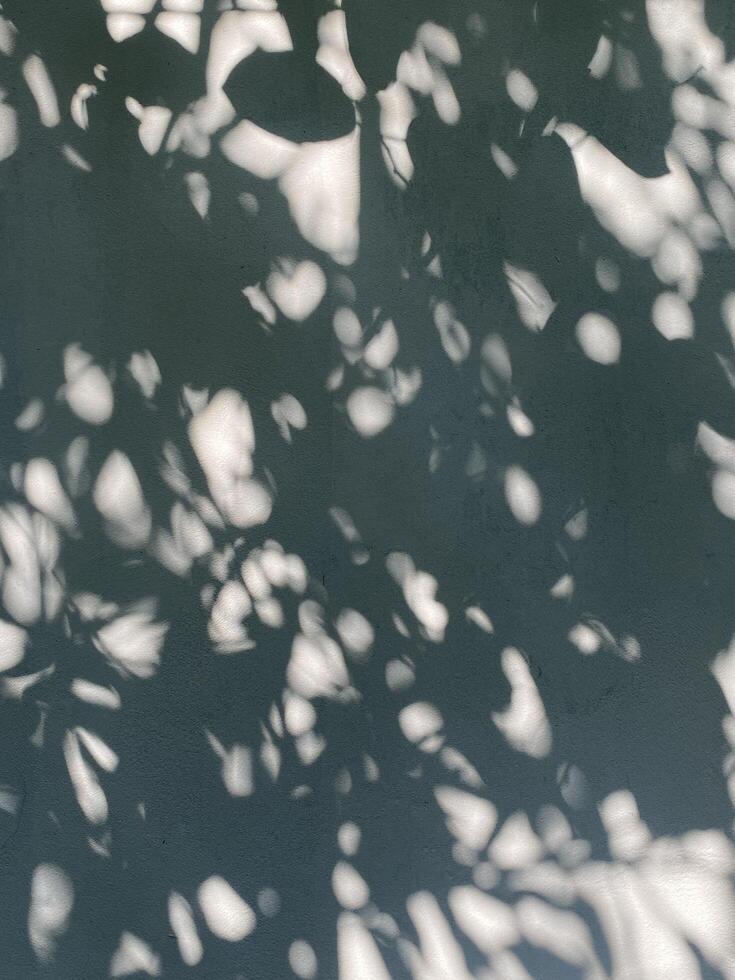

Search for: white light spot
xmin=267 ymin=260 xmax=326 ymax=322
xmin=435 ymin=786 xmax=498 ymax=851
xmin=289 ymin=939 xmax=318 ymax=979
xmin=652 ymin=291 xmax=694 ymax=340
xmin=492 ymin=647 xmax=552 ymax=758
xmin=63 ymin=344 xmax=113 ymax=425
xmin=338 ymin=822 xmax=361 ymax=857
xmin=110 ymin=932 xmax=161 ymax=977
xmin=28 ymin=864 xmax=73 ymax=963
xmin=575 ymin=313 xmax=621 ymax=365
xmin=449 ymin=886 xmax=519 ymax=953
xmin=346 ymin=387 xmax=394 ymax=438
xmin=168 ymin=893 xmax=203 ymax=966
xmin=93 ymin=451 xmax=151 ymax=548
xmin=399 ymin=702 xmax=443 ymax=743
xmin=506 ymin=69 xmax=538 ymax=112
xmin=332 ymin=861 xmax=370 ymax=910
xmin=364 ymin=320 xmax=399 ymax=371
xmin=198 ymin=876 xmax=255 ymax=941
xmin=335 ymin=609 xmax=374 ymax=659
xmin=489 ymin=811 xmax=544 ymax=870
xmin=0 ymin=619 xmax=28 ymax=671
xmin=504 ymin=466 xmax=542 ymax=525
xmin=568 ymin=622 xmax=601 ymax=655
xmin=713 ymin=469 xmax=735 ymax=519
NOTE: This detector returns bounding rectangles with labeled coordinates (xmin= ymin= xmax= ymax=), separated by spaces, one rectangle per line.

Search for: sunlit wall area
xmin=2 ymin=1 xmax=735 ymax=977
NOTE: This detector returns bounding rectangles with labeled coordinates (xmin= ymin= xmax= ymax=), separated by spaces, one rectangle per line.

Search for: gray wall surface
xmin=2 ymin=1 xmax=735 ymax=977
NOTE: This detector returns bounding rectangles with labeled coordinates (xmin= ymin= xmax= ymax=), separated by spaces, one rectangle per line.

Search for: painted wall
xmin=2 ymin=1 xmax=735 ymax=976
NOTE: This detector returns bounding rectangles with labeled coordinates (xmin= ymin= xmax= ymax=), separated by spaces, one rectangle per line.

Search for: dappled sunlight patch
xmin=568 ymin=621 xmax=601 ymax=655
xmin=385 ymin=658 xmax=415 ymax=692
xmin=651 ymin=292 xmax=694 ymax=340
xmin=0 ymin=618 xmax=28 ymax=671
xmin=317 ymin=9 xmax=365 ymax=102
xmin=465 ymin=604 xmax=494 ymax=633
xmin=208 ymin=579 xmax=254 ymax=653
xmin=244 ymin=282 xmax=277 ymax=326
xmin=279 ymin=131 xmax=360 ymax=265
xmin=63 ymin=729 xmax=109 ymax=824
xmin=377 ymin=81 xmax=416 ymax=185
xmin=489 ymin=811 xmax=545 ymax=871
xmin=595 ymin=254 xmax=622 ymax=292
xmin=557 ymin=763 xmax=590 ymax=816
xmin=71 ymin=82 xmax=97 ymax=131
xmin=334 ymin=608 xmax=373 ymax=661
xmin=397 ymin=23 xmax=462 ymax=126
xmin=599 ymin=789 xmax=651 ymax=862
xmin=151 ymin=501 xmax=213 ymax=577
xmin=398 ymin=701 xmax=443 ymax=747
xmin=503 ymin=465 xmax=542 ymax=526
xmin=93 ymin=600 xmax=168 ymax=678
xmin=70 ymin=678 xmax=121 ymax=710
xmin=516 ymin=896 xmax=602 ymax=975
xmin=332 ymin=861 xmax=369 ymax=910
xmin=346 ymin=386 xmax=394 ymax=438
xmin=404 ymin=891 xmax=472 ymax=980
xmin=492 ymin=647 xmax=552 ymax=759
xmin=155 ymin=10 xmax=200 ymax=54
xmin=24 ymin=458 xmax=76 ymax=531
xmin=363 ymin=319 xmax=399 ymax=371
xmin=198 ymin=875 xmax=256 ymax=942
xmin=93 ymin=451 xmax=152 ymax=548
xmin=0 ymin=94 xmax=18 ymax=161
xmin=386 ymin=552 xmax=448 ymax=641
xmin=506 ymin=401 xmax=535 ymax=438
xmin=505 ymin=68 xmax=537 ymax=113
xmin=648 ymin=0 xmax=724 ymax=83
xmin=15 ymin=398 xmax=45 ymax=432
xmin=433 ymin=301 xmax=470 ymax=364
xmin=449 ymin=887 xmax=518 ymax=955
xmin=127 ymin=350 xmax=161 ymax=398
xmin=206 ymin=731 xmax=254 ymax=797
xmin=183 ymin=170 xmax=209 ymax=218
xmin=0 ymin=504 xmax=47 ymax=625
xmin=289 ymin=939 xmax=318 ymax=979
xmin=221 ymin=119 xmax=298 ymax=178
xmin=189 ymin=389 xmax=272 ymax=529
xmin=28 ymin=864 xmax=73 ymax=964
xmin=435 ymin=786 xmax=497 ymax=852
xmin=550 ymin=572 xmax=575 ymax=600
xmin=126 ymin=98 xmax=173 ymax=155
xmin=337 ymin=912 xmax=391 ymax=980
xmin=503 ymin=262 xmax=556 ymax=332
xmin=284 ymin=693 xmax=316 ymax=737
xmin=76 ymin=726 xmax=119 ymax=774
xmin=653 ymin=228 xmax=702 ymax=300
xmin=338 ymin=821 xmax=361 ymax=857
xmin=712 ymin=467 xmax=735 ymax=519
xmin=561 ymin=118 xmax=704 ymax=261
xmin=287 ymin=630 xmax=349 ymax=700
xmin=22 ymin=54 xmax=60 ymax=128
xmin=208 ymin=8 xmax=292 ymax=96
xmin=271 ymin=393 xmax=307 ymax=442
xmin=267 ymin=259 xmax=326 ymax=322
xmin=62 ymin=344 xmax=114 ymax=425
xmin=168 ymin=892 xmax=203 ymax=967
xmin=110 ymin=931 xmax=161 ymax=977
xmin=575 ymin=312 xmax=621 ymax=365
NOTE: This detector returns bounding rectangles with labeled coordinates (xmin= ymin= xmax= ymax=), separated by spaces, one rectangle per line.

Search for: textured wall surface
xmin=2 ymin=2 xmax=735 ymax=977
